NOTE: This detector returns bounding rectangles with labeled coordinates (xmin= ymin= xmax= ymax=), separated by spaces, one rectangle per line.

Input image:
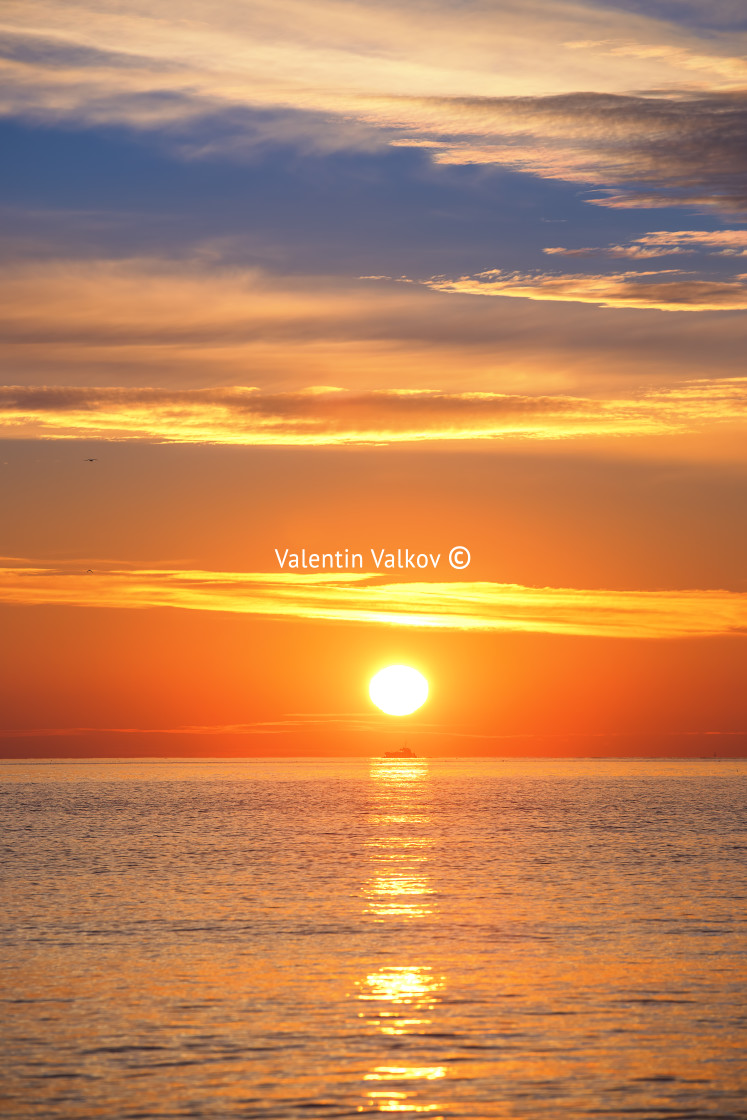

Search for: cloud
xmin=407 ymin=90 xmax=747 ymax=215
xmin=0 ymin=715 xmax=381 ymax=738
xmin=544 ymin=230 xmax=747 ymax=258
xmin=1 ymin=2 xmax=747 ymax=213
xmin=610 ymin=1 xmax=747 ymax=34
xmin=564 ymin=37 xmax=747 ymax=83
xmin=425 ymin=267 xmax=747 ymax=311
xmin=0 ymin=379 xmax=745 ymax=444
xmin=4 ymin=256 xmax=747 ymax=395
xmin=3 ymin=724 xmax=744 ymax=741
xmin=5 ymin=0 xmax=744 ymax=122
xmin=0 ymin=561 xmax=745 ymax=639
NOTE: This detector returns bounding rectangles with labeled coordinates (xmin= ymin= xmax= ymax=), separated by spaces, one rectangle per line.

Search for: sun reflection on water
xmin=358 ymin=964 xmax=445 ymax=1025
xmin=364 ymin=758 xmax=436 ymax=921
xmin=365 ymin=1067 xmax=446 ymax=1081
xmin=357 ymin=758 xmax=447 ymax=1116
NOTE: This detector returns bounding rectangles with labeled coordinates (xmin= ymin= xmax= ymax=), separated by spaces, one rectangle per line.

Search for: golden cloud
xmin=0 ymin=379 xmax=745 ymax=444
xmin=0 ymin=562 xmax=745 ymax=639
xmin=565 ymin=38 xmax=747 ymax=84
xmin=5 ymin=257 xmax=747 ymax=394
xmin=0 ymin=716 xmax=380 ymax=738
xmin=4 ymin=0 xmax=744 ymax=119
xmin=544 ymin=230 xmax=747 ymax=259
xmin=1 ymin=2 xmax=747 ymax=212
xmin=385 ymin=89 xmax=747 ymax=215
xmin=425 ymin=268 xmax=747 ymax=311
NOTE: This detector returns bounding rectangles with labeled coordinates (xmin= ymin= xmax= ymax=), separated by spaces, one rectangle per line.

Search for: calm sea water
xmin=1 ymin=758 xmax=745 ymax=1119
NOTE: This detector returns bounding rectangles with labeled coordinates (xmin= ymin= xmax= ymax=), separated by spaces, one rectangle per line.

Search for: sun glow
xmin=369 ymin=666 xmax=429 ymax=716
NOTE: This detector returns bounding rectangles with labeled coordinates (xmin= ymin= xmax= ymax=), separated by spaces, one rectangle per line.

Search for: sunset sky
xmin=1 ymin=0 xmax=746 ymax=756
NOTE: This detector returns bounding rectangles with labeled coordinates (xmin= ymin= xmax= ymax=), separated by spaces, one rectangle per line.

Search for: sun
xmin=369 ymin=665 xmax=429 ymax=716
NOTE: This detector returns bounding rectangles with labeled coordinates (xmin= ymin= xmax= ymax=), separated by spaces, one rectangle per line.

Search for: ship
xmin=383 ymin=745 xmax=416 ymax=759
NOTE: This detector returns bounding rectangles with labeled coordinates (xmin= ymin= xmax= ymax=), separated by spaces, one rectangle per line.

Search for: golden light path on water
xmin=357 ymin=757 xmax=447 ymax=1115
xmin=2 ymin=759 xmax=746 ymax=1115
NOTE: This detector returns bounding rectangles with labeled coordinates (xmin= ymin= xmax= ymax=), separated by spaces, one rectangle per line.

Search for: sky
xmin=1 ymin=0 xmax=746 ymax=756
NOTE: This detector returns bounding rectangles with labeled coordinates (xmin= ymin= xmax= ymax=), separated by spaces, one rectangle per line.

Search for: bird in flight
xmin=84 ymin=458 xmax=97 ymax=462
xmin=85 ymin=569 xmax=94 ymax=574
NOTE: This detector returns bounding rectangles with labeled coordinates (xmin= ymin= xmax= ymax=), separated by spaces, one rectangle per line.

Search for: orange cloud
xmin=1 ymin=562 xmax=745 ymax=639
xmin=425 ymin=268 xmax=747 ymax=311
xmin=544 ymin=230 xmax=747 ymax=259
xmin=4 ymin=255 xmax=747 ymax=395
xmin=0 ymin=716 xmax=381 ymax=738
xmin=5 ymin=0 xmax=744 ymax=126
xmin=0 ymin=379 xmax=745 ymax=444
xmin=565 ymin=38 xmax=747 ymax=84
xmin=2 ymin=2 xmax=747 ymax=213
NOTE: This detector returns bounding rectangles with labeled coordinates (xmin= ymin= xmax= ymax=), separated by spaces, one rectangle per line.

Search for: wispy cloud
xmin=425 ymin=268 xmax=747 ymax=311
xmin=1 ymin=2 xmax=747 ymax=213
xmin=389 ymin=90 xmax=747 ymax=215
xmin=1 ymin=379 xmax=746 ymax=444
xmin=4 ymin=0 xmax=744 ymax=124
xmin=544 ymin=230 xmax=747 ymax=259
xmin=0 ymin=715 xmax=381 ymax=738
xmin=5 ymin=256 xmax=747 ymax=392
xmin=564 ymin=37 xmax=747 ymax=83
xmin=1 ymin=562 xmax=745 ymax=639
xmin=2 ymin=724 xmax=744 ymax=744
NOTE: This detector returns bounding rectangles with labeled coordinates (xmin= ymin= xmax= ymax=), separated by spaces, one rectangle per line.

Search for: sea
xmin=1 ymin=757 xmax=745 ymax=1119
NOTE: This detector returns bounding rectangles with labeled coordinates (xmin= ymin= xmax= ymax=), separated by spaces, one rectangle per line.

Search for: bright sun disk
xmin=369 ymin=665 xmax=429 ymax=716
